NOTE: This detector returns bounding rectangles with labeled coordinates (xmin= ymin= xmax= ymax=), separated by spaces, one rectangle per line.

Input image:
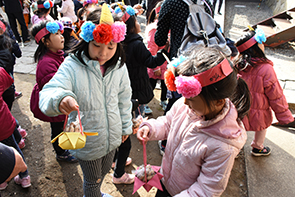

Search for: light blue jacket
xmin=39 ymin=52 xmax=133 ymax=160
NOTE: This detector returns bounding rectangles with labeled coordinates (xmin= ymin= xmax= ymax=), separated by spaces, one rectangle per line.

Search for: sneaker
xmin=18 ymin=126 xmax=27 ymax=138
xmin=0 ymin=182 xmax=8 ymax=190
xmin=160 ymin=100 xmax=168 ymax=111
xmin=112 ymin=157 xmax=132 ymax=168
xmin=101 ymin=192 xmax=113 ymax=197
xmin=14 ymin=175 xmax=31 ymax=188
xmin=15 ymin=92 xmax=23 ymax=100
xmin=158 ymin=140 xmax=165 ymax=156
xmin=251 ymin=146 xmax=271 ymax=156
xmin=18 ymin=138 xmax=25 ymax=149
xmin=144 ymin=105 xmax=153 ymax=115
xmin=112 ymin=172 xmax=135 ymax=184
xmin=56 ymin=150 xmax=78 ymax=162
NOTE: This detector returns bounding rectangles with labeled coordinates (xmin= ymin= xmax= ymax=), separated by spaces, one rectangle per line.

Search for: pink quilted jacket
xmin=146 ymin=21 xmax=167 ymax=80
xmin=239 ymin=59 xmax=294 ymax=131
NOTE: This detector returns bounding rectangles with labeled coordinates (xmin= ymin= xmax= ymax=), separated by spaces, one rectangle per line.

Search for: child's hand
xmin=137 ymin=125 xmax=150 ymax=144
xmin=122 ymin=135 xmax=129 ymax=143
xmin=164 ymin=41 xmax=170 ymax=51
xmin=59 ymin=96 xmax=79 ymax=115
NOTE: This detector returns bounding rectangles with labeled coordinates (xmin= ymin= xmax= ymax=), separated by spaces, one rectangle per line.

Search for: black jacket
xmin=123 ymin=33 xmax=168 ymax=104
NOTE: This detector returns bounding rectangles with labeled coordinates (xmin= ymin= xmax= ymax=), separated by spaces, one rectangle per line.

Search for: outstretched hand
xmin=137 ymin=125 xmax=150 ymax=145
xmin=59 ymin=96 xmax=79 ymax=115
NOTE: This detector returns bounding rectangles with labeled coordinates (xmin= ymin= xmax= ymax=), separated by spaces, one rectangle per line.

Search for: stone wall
xmin=265 ymin=0 xmax=295 ymax=15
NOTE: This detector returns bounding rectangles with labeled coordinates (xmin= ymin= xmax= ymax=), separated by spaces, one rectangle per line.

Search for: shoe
xmin=158 ymin=140 xmax=165 ymax=156
xmin=112 ymin=172 xmax=135 ymax=184
xmin=0 ymin=182 xmax=8 ymax=190
xmin=144 ymin=106 xmax=153 ymax=115
xmin=218 ymin=12 xmax=222 ymax=15
xmin=101 ymin=192 xmax=113 ymax=197
xmin=15 ymin=92 xmax=23 ymax=100
xmin=112 ymin=157 xmax=132 ymax=168
xmin=160 ymin=100 xmax=168 ymax=111
xmin=251 ymin=146 xmax=271 ymax=156
xmin=14 ymin=175 xmax=31 ymax=188
xmin=18 ymin=138 xmax=25 ymax=149
xmin=18 ymin=126 xmax=27 ymax=138
xmin=56 ymin=150 xmax=78 ymax=162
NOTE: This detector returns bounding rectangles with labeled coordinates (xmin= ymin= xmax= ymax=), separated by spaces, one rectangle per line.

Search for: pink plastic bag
xmin=133 ymin=141 xmax=163 ymax=194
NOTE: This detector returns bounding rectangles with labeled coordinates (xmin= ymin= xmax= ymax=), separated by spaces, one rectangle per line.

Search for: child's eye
xmin=108 ymin=47 xmax=114 ymax=50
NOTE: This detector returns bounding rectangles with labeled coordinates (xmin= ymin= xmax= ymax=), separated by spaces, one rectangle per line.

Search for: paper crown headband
xmin=80 ymin=4 xmax=126 ymax=44
xmin=121 ymin=6 xmax=136 ymax=23
xmin=35 ymin=21 xmax=64 ymax=44
xmin=164 ymin=56 xmax=233 ymax=98
xmin=155 ymin=6 xmax=161 ymax=14
xmin=236 ymin=28 xmax=266 ymax=53
xmin=38 ymin=0 xmax=54 ymax=9
xmin=0 ymin=20 xmax=6 ymax=32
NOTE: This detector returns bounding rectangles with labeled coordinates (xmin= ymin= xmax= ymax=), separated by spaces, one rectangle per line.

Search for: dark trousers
xmin=1 ymin=126 xmax=29 ymax=178
xmin=155 ymin=181 xmax=172 ymax=197
xmin=50 ymin=122 xmax=66 ymax=156
xmin=6 ymin=12 xmax=29 ymax=43
xmin=213 ymin=0 xmax=223 ymax=13
xmin=113 ymin=136 xmax=131 ymax=178
xmin=149 ymin=78 xmax=167 ymax=102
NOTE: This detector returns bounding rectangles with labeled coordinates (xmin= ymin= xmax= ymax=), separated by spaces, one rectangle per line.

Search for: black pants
xmin=149 ymin=78 xmax=167 ymax=102
xmin=213 ymin=0 xmax=223 ymax=13
xmin=155 ymin=181 xmax=172 ymax=197
xmin=6 ymin=12 xmax=29 ymax=43
xmin=50 ymin=122 xmax=66 ymax=156
xmin=113 ymin=136 xmax=131 ymax=178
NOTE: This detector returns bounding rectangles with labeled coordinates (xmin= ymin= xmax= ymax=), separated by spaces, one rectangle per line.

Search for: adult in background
xmin=57 ymin=0 xmax=77 ymax=23
xmin=0 ymin=0 xmax=30 ymax=43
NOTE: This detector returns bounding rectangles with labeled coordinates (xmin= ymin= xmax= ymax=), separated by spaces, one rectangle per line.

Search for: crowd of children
xmin=0 ymin=0 xmax=294 ymax=197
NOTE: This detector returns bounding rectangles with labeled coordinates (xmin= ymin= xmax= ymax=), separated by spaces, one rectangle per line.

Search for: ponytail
xmin=230 ymin=75 xmax=251 ymax=120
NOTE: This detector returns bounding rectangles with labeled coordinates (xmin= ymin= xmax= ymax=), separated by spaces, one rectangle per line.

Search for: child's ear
xmin=215 ymin=99 xmax=225 ymax=106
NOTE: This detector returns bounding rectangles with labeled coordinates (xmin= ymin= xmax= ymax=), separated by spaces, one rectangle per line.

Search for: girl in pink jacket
xmin=137 ymin=47 xmax=251 ymax=196
xmin=235 ymin=29 xmax=294 ymax=156
xmin=146 ymin=1 xmax=168 ymax=111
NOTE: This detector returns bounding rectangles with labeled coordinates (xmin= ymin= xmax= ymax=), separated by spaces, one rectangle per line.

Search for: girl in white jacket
xmin=137 ymin=47 xmax=251 ymax=196
xmin=57 ymin=0 xmax=77 ymax=23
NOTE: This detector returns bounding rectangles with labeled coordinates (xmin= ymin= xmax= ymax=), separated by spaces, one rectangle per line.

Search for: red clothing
xmin=240 ymin=59 xmax=294 ymax=131
xmin=0 ymin=67 xmax=16 ymax=141
xmin=30 ymin=50 xmax=66 ymax=122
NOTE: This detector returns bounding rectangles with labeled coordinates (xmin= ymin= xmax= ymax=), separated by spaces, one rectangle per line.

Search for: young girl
xmin=30 ymin=21 xmax=77 ymax=162
xmin=121 ymin=5 xmax=169 ymax=116
xmin=235 ymin=29 xmax=294 ymax=156
xmin=57 ymin=0 xmax=77 ymax=23
xmin=39 ymin=5 xmax=132 ymax=197
xmin=31 ymin=0 xmax=54 ymax=25
xmin=137 ymin=47 xmax=251 ymax=196
xmin=0 ymin=67 xmax=31 ymax=190
xmin=145 ymin=1 xmax=168 ymax=112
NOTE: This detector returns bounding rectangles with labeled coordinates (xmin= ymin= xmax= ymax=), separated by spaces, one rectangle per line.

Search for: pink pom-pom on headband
xmin=111 ymin=21 xmax=126 ymax=43
xmin=175 ymin=76 xmax=202 ymax=98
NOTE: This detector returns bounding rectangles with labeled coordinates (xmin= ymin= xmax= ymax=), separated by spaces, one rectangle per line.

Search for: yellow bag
xmin=51 ymin=109 xmax=98 ymax=150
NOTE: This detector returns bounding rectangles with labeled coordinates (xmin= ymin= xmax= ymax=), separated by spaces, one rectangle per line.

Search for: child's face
xmin=258 ymin=43 xmax=265 ymax=53
xmin=135 ymin=18 xmax=141 ymax=34
xmin=184 ymin=96 xmax=224 ymax=120
xmin=46 ymin=30 xmax=64 ymax=53
xmin=88 ymin=40 xmax=117 ymax=65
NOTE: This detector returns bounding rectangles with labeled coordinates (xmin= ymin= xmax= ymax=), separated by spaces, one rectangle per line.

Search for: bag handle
xmin=63 ymin=107 xmax=84 ymax=135
xmin=142 ymin=140 xmax=148 ymax=183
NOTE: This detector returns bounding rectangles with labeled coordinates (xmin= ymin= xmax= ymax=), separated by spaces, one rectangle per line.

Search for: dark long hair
xmin=31 ymin=21 xmax=51 ymax=62
xmin=177 ymin=47 xmax=251 ymax=120
xmin=69 ymin=8 xmax=125 ymax=68
xmin=235 ymin=30 xmax=268 ymax=70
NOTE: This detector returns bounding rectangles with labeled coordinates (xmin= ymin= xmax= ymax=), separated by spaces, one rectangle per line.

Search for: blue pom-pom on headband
xmin=79 ymin=21 xmax=96 ymax=42
xmin=37 ymin=0 xmax=54 ymax=9
xmin=254 ymin=28 xmax=266 ymax=44
xmin=126 ymin=6 xmax=135 ymax=16
xmin=170 ymin=55 xmax=187 ymax=68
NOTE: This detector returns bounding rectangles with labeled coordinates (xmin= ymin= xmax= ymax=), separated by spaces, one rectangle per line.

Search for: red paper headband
xmin=0 ymin=20 xmax=6 ymax=32
xmin=35 ymin=28 xmax=50 ymax=43
xmin=236 ymin=36 xmax=256 ymax=53
xmin=122 ymin=13 xmax=131 ymax=23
